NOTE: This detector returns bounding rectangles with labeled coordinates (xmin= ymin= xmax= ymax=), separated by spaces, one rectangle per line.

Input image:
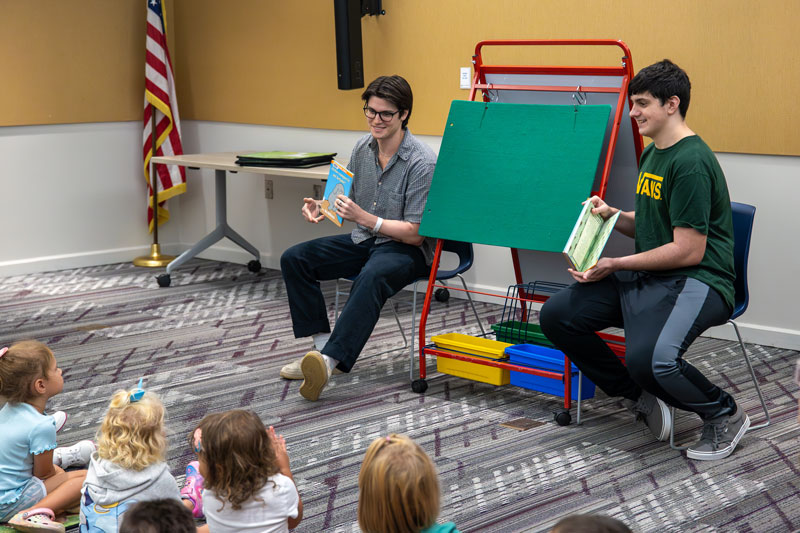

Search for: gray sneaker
xmin=686 ymin=406 xmax=750 ymax=461
xmin=625 ymin=390 xmax=672 ymax=441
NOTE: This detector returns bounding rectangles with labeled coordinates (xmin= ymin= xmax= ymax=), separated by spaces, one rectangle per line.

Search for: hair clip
xmin=192 ymin=428 xmax=203 ymax=453
xmin=385 ymin=435 xmax=392 ymax=442
xmin=129 ymin=377 xmax=146 ymax=403
xmin=0 ymin=347 xmax=7 ymax=359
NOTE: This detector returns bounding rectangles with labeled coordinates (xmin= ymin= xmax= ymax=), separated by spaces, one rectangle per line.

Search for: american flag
xmin=143 ymin=0 xmax=185 ymax=232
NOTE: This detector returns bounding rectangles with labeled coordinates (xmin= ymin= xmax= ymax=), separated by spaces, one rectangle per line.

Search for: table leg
xmin=165 ymin=169 xmax=261 ymax=275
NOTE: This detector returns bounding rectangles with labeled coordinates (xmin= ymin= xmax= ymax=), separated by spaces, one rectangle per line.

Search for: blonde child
xmin=358 ymin=434 xmax=459 ymax=533
xmin=187 ymin=410 xmax=302 ymax=533
xmin=0 ymin=341 xmax=93 ymax=532
xmin=80 ymin=385 xmax=181 ymax=532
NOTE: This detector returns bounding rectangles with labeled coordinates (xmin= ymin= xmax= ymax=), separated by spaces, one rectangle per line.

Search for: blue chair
xmin=334 ymin=239 xmax=486 ymax=378
xmin=669 ymin=202 xmax=770 ymax=449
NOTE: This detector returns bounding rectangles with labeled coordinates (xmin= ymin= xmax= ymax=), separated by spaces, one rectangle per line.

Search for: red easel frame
xmin=415 ymin=39 xmax=643 ymax=423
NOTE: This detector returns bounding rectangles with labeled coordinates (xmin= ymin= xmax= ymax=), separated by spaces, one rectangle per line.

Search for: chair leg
xmin=669 ymin=406 xmax=691 ymax=450
xmin=409 ymin=280 xmax=421 ymax=381
xmin=457 ymin=274 xmax=487 ymax=336
xmin=669 ymin=319 xmax=770 ymax=449
xmin=730 ymin=319 xmax=770 ymax=430
xmin=334 ymin=279 xmax=344 ymax=321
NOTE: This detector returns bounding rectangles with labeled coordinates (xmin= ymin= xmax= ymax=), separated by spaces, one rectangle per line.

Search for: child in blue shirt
xmin=0 ymin=341 xmax=93 ymax=532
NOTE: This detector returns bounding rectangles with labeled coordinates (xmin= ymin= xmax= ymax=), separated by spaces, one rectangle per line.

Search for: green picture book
xmin=562 ymin=201 xmax=620 ymax=272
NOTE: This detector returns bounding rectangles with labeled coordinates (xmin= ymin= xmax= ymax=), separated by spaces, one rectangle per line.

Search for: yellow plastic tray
xmin=431 ymin=333 xmax=511 ymax=386
xmin=431 ymin=333 xmax=511 ymax=360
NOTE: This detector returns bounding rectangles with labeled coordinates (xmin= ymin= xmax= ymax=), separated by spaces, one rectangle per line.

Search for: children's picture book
xmin=319 ymin=160 xmax=354 ymax=227
xmin=562 ymin=200 xmax=620 ymax=272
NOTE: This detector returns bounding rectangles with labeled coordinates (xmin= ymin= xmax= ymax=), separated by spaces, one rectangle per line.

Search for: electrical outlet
xmin=264 ymin=178 xmax=273 ymax=199
xmin=313 ymin=184 xmax=323 ymax=199
xmin=460 ymin=67 xmax=471 ymax=89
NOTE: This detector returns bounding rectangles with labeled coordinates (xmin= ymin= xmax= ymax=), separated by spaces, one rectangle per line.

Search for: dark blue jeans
xmin=280 ymin=234 xmax=430 ymax=372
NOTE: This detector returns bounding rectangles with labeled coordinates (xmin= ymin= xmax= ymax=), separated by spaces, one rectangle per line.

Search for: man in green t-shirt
xmin=540 ymin=59 xmax=746 ymax=461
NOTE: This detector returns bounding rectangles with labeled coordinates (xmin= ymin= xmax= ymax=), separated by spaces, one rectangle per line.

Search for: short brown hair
xmin=194 ymin=410 xmax=279 ymax=511
xmin=0 ymin=340 xmax=54 ymax=403
xmin=361 ymin=75 xmax=413 ymax=129
xmin=358 ymin=434 xmax=440 ymax=533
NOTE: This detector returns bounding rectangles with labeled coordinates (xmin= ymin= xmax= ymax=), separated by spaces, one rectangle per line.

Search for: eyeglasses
xmin=363 ymin=105 xmax=401 ymax=122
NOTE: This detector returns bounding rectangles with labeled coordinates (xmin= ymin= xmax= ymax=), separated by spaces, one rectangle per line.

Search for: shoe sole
xmin=686 ymin=413 xmax=751 ymax=461
xmin=653 ymin=398 xmax=673 ymax=442
xmin=299 ymin=352 xmax=328 ymax=401
xmin=281 ymin=363 xmax=342 ymax=380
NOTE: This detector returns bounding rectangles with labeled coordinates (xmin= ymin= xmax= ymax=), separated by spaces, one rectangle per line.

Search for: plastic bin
xmin=505 ymin=343 xmax=595 ymax=400
xmin=432 ymin=333 xmax=510 ymax=386
xmin=491 ymin=321 xmax=554 ymax=346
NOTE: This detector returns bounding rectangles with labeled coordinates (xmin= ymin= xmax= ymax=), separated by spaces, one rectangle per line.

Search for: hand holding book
xmin=562 ymin=197 xmax=620 ymax=273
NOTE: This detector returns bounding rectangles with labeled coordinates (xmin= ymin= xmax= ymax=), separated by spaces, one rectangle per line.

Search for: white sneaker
xmin=54 ymin=440 xmax=96 ymax=469
xmin=281 ymin=358 xmax=342 ymax=380
xmin=51 ymin=411 xmax=67 ymax=433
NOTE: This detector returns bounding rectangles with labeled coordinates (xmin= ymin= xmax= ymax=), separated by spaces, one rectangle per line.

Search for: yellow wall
xmin=3 ymin=0 xmax=798 ymax=155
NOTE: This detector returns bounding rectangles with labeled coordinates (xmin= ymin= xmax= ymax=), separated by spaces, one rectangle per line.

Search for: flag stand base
xmin=133 ymin=244 xmax=174 ymax=268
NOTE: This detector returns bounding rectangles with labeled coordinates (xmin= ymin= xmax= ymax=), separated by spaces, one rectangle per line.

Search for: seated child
xmin=80 ymin=385 xmax=181 ymax=533
xmin=358 ymin=434 xmax=459 ymax=533
xmin=187 ymin=410 xmax=302 ymax=533
xmin=0 ymin=341 xmax=93 ymax=533
xmin=550 ymin=513 xmax=633 ymax=533
xmin=119 ymin=499 xmax=195 ymax=533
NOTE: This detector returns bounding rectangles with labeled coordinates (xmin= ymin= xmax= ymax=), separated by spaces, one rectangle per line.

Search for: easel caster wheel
xmin=247 ymin=260 xmax=262 ymax=273
xmin=554 ymin=410 xmax=571 ymax=426
xmin=156 ymin=274 xmax=171 ymax=288
xmin=434 ymin=288 xmax=450 ymax=302
xmin=411 ymin=379 xmax=428 ymax=393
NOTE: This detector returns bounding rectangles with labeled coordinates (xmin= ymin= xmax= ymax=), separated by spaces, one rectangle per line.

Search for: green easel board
xmin=420 ymin=101 xmax=611 ymax=252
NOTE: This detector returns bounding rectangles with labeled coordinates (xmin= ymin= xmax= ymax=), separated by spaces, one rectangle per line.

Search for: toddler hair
xmin=0 ymin=340 xmax=54 ymax=403
xmin=358 ymin=434 xmax=440 ymax=533
xmin=551 ymin=513 xmax=633 ymax=533
xmin=96 ymin=389 xmax=167 ymax=470
xmin=194 ymin=409 xmax=279 ymax=511
xmin=119 ymin=498 xmax=195 ymax=533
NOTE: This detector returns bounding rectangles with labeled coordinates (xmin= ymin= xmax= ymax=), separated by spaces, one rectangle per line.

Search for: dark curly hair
xmin=193 ymin=410 xmax=278 ymax=511
xmin=628 ymin=59 xmax=691 ymax=118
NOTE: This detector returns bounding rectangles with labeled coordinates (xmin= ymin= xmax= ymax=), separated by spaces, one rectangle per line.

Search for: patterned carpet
xmin=1 ymin=259 xmax=798 ymax=532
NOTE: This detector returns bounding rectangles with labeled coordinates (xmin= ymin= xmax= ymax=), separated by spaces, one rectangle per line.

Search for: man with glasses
xmin=279 ymin=75 xmax=437 ymax=401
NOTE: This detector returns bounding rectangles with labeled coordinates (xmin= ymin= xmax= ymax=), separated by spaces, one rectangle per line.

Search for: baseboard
xmin=0 ymin=244 xmax=183 ymax=277
xmin=703 ymin=322 xmax=800 ymax=351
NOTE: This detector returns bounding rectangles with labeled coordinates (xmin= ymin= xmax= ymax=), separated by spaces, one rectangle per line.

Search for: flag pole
xmin=133 ymin=104 xmax=175 ymax=268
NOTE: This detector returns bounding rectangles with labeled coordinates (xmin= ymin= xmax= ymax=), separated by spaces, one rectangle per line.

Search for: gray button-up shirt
xmin=346 ymin=130 xmax=437 ymax=263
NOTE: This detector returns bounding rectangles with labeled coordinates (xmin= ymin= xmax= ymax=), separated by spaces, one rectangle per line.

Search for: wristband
xmin=373 ymin=217 xmax=384 ymax=234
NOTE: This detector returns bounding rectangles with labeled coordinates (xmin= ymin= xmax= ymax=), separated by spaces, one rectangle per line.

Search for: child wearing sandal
xmin=358 ymin=434 xmax=459 ymax=533
xmin=185 ymin=410 xmax=302 ymax=533
xmin=80 ymin=382 xmax=181 ymax=533
xmin=0 ymin=341 xmax=93 ymax=533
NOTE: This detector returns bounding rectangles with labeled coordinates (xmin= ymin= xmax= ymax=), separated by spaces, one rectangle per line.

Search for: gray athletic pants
xmin=539 ymin=271 xmax=736 ymax=420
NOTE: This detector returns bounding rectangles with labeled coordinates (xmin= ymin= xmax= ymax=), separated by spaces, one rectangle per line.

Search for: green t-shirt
xmin=634 ymin=135 xmax=735 ymax=311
